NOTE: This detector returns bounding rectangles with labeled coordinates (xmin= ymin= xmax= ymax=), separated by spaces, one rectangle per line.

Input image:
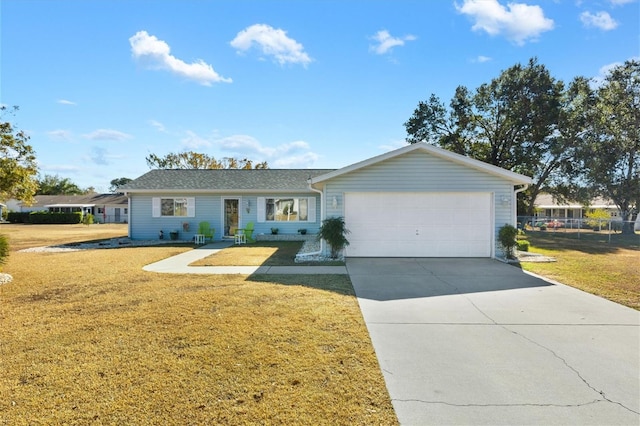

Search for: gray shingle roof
xmin=26 ymin=194 xmax=128 ymax=207
xmin=120 ymin=169 xmax=336 ymax=193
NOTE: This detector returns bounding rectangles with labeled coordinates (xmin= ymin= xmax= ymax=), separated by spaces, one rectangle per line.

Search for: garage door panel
xmin=344 ymin=192 xmax=492 ymax=257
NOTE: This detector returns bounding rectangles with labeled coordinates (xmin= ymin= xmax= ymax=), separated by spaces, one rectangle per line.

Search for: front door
xmin=224 ymin=199 xmax=239 ymax=237
xmin=114 ymin=208 xmax=121 ymax=223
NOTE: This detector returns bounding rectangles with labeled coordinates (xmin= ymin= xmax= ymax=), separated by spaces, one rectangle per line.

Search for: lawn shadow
xmin=246 ymin=274 xmax=355 ymax=296
xmin=241 ymin=242 xmax=353 ymax=296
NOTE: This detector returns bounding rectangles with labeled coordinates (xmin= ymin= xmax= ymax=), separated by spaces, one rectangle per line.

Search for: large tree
xmin=0 ymin=106 xmax=38 ymax=204
xmin=578 ymin=60 xmax=640 ymax=234
xmin=146 ymin=151 xmax=268 ymax=170
xmin=405 ymin=58 xmax=569 ymax=215
xmin=109 ymin=177 xmax=132 ymax=193
xmin=36 ymin=174 xmax=84 ymax=195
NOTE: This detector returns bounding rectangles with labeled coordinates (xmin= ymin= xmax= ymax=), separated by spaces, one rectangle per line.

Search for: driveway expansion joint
xmin=392 ymin=398 xmax=607 ymax=408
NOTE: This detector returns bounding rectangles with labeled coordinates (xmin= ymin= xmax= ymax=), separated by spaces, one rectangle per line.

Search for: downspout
xmin=513 ymin=184 xmax=529 ymax=227
xmin=296 ymin=178 xmax=324 ymax=258
xmin=125 ymin=193 xmax=132 ymax=238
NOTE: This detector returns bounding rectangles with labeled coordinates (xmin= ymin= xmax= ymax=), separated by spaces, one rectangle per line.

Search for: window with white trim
xmin=257 ymin=197 xmax=315 ymax=222
xmin=152 ymin=197 xmax=195 ymax=217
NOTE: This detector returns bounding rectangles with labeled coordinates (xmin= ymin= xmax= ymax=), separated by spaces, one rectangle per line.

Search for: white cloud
xmin=47 ymin=129 xmax=73 ymax=141
xmin=589 ymin=58 xmax=640 ymax=87
xmin=148 ymin=119 xmax=166 ymax=133
xmin=456 ymin=0 xmax=554 ymax=45
xmin=580 ymin=11 xmax=618 ymax=30
xmin=57 ymin=99 xmax=76 ymax=105
xmin=83 ymin=129 xmax=132 ymax=141
xmin=216 ymin=134 xmax=319 ymax=167
xmin=609 ymin=0 xmax=636 ymax=5
xmin=272 ymin=152 xmax=320 ymax=168
xmin=369 ymin=30 xmax=417 ymax=55
xmin=230 ymin=24 xmax=312 ymax=66
xmin=45 ymin=164 xmax=81 ymax=172
xmin=378 ymin=140 xmax=407 ymax=151
xmin=473 ymin=55 xmax=492 ymax=63
xmin=181 ymin=130 xmax=212 ymax=149
xmin=129 ymin=30 xmax=232 ymax=85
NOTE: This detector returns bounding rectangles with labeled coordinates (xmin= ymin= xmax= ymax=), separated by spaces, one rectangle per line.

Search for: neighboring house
xmin=122 ymin=143 xmax=532 ymax=258
xmin=534 ymin=194 xmax=622 ymax=220
xmin=6 ymin=194 xmax=129 ymax=223
xmin=0 ymin=202 xmax=5 ymax=220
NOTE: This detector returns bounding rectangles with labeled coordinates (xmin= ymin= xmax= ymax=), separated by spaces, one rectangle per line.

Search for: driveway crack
xmin=500 ymin=325 xmax=640 ymax=416
xmin=429 ymin=271 xmax=639 ymax=416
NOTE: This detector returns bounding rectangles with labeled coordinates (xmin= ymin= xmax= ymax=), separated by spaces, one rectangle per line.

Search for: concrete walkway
xmin=143 ymin=241 xmax=348 ymax=275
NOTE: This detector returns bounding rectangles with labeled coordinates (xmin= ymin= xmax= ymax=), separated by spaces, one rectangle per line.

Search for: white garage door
xmin=344 ymin=192 xmax=492 ymax=257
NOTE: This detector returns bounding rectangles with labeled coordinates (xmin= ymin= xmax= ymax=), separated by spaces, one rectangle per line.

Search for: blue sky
xmin=2 ymin=0 xmax=638 ymax=192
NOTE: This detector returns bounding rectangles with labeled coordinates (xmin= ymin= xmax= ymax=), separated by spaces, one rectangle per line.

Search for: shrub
xmin=585 ymin=209 xmax=610 ymax=230
xmin=498 ymin=224 xmax=518 ymax=259
xmin=29 ymin=211 xmax=82 ymax=224
xmin=7 ymin=212 xmax=30 ymax=223
xmin=82 ymin=214 xmax=94 ymax=225
xmin=317 ymin=217 xmax=350 ymax=259
xmin=0 ymin=234 xmax=8 ymax=267
xmin=517 ymin=240 xmax=530 ymax=252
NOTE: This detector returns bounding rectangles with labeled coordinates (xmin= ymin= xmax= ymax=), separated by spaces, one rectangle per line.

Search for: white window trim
xmin=152 ymin=197 xmax=195 ymax=218
xmin=257 ymin=196 xmax=316 ymax=223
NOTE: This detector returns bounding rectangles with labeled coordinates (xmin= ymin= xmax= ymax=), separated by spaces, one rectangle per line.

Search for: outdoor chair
xmin=234 ymin=221 xmax=254 ymax=244
xmin=198 ymin=221 xmax=215 ymax=242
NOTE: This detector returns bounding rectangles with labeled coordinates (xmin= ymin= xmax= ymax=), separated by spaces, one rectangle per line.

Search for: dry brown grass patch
xmin=522 ymin=232 xmax=640 ymax=310
xmin=0 ymin=228 xmax=396 ymax=424
xmin=0 ymin=223 xmax=128 ymax=251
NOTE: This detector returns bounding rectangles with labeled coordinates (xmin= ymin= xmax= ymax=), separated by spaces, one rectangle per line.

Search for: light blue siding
xmin=129 ymin=193 xmax=321 ymax=241
xmin=321 ymin=150 xmax=518 ymax=257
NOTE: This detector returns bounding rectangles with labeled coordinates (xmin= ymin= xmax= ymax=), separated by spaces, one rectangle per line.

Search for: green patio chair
xmin=236 ymin=221 xmax=255 ymax=243
xmin=198 ymin=221 xmax=215 ymax=242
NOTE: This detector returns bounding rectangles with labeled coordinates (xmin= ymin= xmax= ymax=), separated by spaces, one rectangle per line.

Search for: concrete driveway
xmin=346 ymin=258 xmax=640 ymax=425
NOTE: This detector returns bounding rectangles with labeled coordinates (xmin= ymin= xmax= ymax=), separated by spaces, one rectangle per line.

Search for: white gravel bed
xmin=18 ymin=238 xmax=183 ymax=253
xmin=295 ymin=238 xmax=344 ymax=262
xmin=0 ymin=273 xmax=12 ymax=284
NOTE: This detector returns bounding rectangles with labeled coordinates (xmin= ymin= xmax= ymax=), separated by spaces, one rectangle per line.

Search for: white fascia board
xmin=45 ymin=203 xmax=96 ymax=208
xmin=122 ymin=189 xmax=316 ymax=195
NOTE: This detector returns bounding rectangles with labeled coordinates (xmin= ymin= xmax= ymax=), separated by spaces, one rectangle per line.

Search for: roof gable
xmin=311 ymin=143 xmax=532 ymax=185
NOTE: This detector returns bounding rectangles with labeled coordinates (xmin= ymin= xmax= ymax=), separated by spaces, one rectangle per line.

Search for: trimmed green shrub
xmin=317 ymin=216 xmax=350 ymax=258
xmin=498 ymin=224 xmax=518 ymax=259
xmin=7 ymin=212 xmax=30 ymax=223
xmin=29 ymin=211 xmax=82 ymax=224
xmin=0 ymin=234 xmax=8 ymax=267
xmin=82 ymin=213 xmax=94 ymax=225
xmin=517 ymin=240 xmax=530 ymax=252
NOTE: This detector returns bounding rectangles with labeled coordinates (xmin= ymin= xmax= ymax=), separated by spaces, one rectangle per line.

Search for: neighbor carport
xmin=347 ymin=258 xmax=640 ymax=425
